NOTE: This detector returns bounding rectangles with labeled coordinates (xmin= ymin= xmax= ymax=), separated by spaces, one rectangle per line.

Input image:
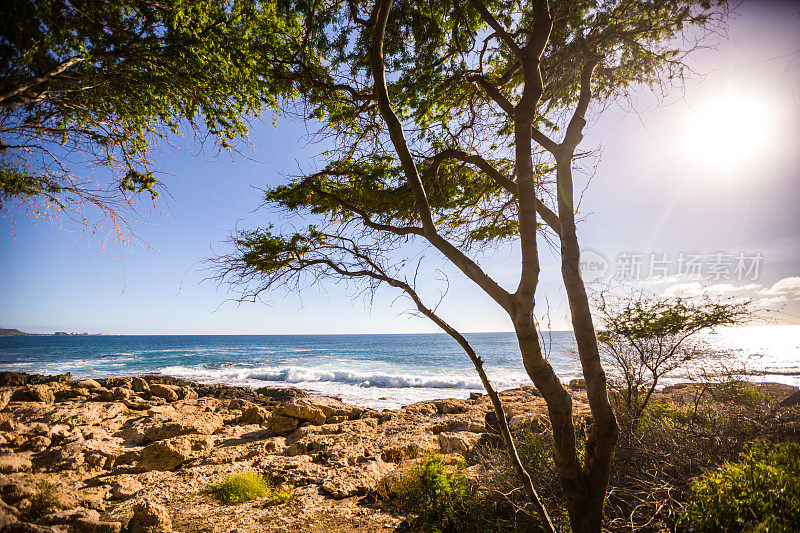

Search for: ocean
xmin=1 ymin=326 xmax=798 ymax=409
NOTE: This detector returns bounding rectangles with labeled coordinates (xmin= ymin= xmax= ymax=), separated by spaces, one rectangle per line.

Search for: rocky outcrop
xmin=136 ymin=435 xmax=214 ymax=472
xmin=11 ymin=385 xmax=55 ymax=405
xmin=0 ymin=372 xmax=788 ymax=533
xmin=137 ymin=412 xmax=223 ymax=443
xmin=125 ymin=500 xmax=173 ymax=533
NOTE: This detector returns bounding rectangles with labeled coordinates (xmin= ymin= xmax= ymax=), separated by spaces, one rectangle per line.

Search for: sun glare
xmin=681 ymin=91 xmax=775 ymax=177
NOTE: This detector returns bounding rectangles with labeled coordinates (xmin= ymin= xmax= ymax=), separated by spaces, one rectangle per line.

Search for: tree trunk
xmin=555 ymin=158 xmax=619 ymax=532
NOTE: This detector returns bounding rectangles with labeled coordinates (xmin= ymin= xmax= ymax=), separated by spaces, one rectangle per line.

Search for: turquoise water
xmin=1 ymin=327 xmax=797 ymax=408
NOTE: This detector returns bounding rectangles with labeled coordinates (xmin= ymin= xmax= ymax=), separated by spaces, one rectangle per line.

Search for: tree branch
xmin=467 ymin=0 xmax=522 ymax=60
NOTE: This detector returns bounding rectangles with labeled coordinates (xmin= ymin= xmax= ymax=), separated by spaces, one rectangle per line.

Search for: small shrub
xmin=712 ymin=382 xmax=767 ymax=407
xmin=679 ymin=441 xmax=800 ymax=532
xmin=208 ymin=471 xmax=292 ymax=505
xmin=392 ymin=453 xmax=466 ymax=532
xmin=28 ymin=480 xmax=62 ymax=518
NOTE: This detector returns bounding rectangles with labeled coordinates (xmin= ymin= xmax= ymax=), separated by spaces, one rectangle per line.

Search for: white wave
xmin=159 ymin=364 xmax=489 ymax=390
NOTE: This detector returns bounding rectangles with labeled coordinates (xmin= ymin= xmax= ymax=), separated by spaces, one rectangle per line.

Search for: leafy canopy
xmin=0 ymin=0 xmax=302 ymax=213
xmin=235 ymin=0 xmax=723 ymax=259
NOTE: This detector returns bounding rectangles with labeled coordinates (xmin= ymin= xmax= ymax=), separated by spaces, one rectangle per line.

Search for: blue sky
xmin=1 ymin=1 xmax=799 ymax=334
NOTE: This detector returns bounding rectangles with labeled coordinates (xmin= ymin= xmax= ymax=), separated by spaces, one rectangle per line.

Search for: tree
xmin=218 ymin=1 xmax=725 ymax=531
xmin=0 ymin=0 xmax=295 ymax=231
xmin=595 ymin=290 xmax=752 ymax=427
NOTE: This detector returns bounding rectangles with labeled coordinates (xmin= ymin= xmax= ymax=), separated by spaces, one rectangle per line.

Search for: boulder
xmin=35 ymin=442 xmax=86 ymax=471
xmin=24 ymin=435 xmax=51 ymax=451
xmin=569 ymin=378 xmax=587 ymax=390
xmin=148 ymin=384 xmax=181 ymax=402
xmin=131 ymin=378 xmax=150 ymax=395
xmin=180 ymin=387 xmax=198 ymax=400
xmin=125 ymin=500 xmax=173 ymax=533
xmin=239 ymin=406 xmax=270 ymax=425
xmin=255 ymin=386 xmax=308 ymax=401
xmin=277 ymin=400 xmax=327 ymax=426
xmin=11 ymin=385 xmax=55 ymax=405
xmin=0 ymin=454 xmax=32 ymax=473
xmin=137 ymin=435 xmax=213 ymax=471
xmin=432 ymin=399 xmax=469 ymax=415
xmin=110 ymin=387 xmax=135 ymax=402
xmin=110 ymin=475 xmax=143 ymax=500
xmin=508 ymin=414 xmax=549 ymax=433
xmin=438 ymin=431 xmax=482 ymax=454
xmin=267 ymin=414 xmax=299 ymax=436
xmin=75 ymin=379 xmax=102 ymax=390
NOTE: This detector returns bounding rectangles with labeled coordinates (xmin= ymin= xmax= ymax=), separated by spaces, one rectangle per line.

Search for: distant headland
xmin=0 ymin=328 xmax=95 ymax=336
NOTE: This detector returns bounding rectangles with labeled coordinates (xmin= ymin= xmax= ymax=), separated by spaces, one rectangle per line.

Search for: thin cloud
xmin=760 ymin=277 xmax=800 ymax=296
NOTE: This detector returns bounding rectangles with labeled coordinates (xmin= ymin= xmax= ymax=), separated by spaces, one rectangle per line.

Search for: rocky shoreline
xmin=0 ymin=371 xmax=797 ymax=532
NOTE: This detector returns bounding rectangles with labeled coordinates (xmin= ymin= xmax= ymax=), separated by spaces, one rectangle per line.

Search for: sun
xmin=681 ymin=90 xmax=775 ymax=177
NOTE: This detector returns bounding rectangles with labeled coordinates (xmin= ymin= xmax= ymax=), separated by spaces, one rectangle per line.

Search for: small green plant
xmin=208 ymin=471 xmax=292 ymax=505
xmin=712 ymin=382 xmax=767 ymax=407
xmin=679 ymin=441 xmax=800 ymax=532
xmin=392 ymin=453 xmax=467 ymax=532
xmin=28 ymin=480 xmax=62 ymax=518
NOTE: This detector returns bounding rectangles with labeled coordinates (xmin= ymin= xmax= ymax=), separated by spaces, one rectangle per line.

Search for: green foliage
xmin=1 ymin=0 xmax=301 ymax=212
xmin=712 ymin=382 xmax=767 ymax=407
xmin=28 ymin=480 xmax=62 ymax=518
xmin=0 ymin=164 xmax=61 ymax=208
xmin=679 ymin=441 xmax=800 ymax=532
xmin=596 ymin=291 xmax=752 ymax=424
xmin=598 ymin=294 xmax=749 ymax=342
xmin=392 ymin=454 xmax=467 ymax=532
xmin=208 ymin=471 xmax=292 ymax=505
xmin=231 ymin=0 xmax=726 ymax=252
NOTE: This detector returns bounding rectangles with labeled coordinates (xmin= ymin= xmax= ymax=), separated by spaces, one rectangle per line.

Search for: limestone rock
xmin=267 ymin=414 xmax=299 ymax=436
xmin=0 ymin=389 xmax=13 ymax=411
xmin=569 ymin=378 xmax=587 ymax=390
xmin=11 ymin=385 xmax=55 ymax=405
xmin=110 ymin=475 xmax=143 ymax=500
xmin=0 ymin=514 xmax=59 ymax=532
xmin=239 ymin=406 xmax=270 ymax=426
xmin=75 ymin=518 xmax=123 ymax=533
xmin=131 ymin=378 xmax=150 ymax=395
xmin=38 ymin=507 xmax=100 ymax=526
xmin=301 ymin=397 xmax=363 ymax=420
xmin=140 ymin=411 xmax=223 ymax=443
xmin=432 ymin=399 xmax=469 ymax=415
xmin=321 ymin=461 xmax=389 ymax=498
xmin=35 ymin=441 xmax=86 ymax=471
xmin=438 ymin=431 xmax=482 ymax=454
xmin=278 ymin=400 xmax=327 ymax=426
xmin=255 ymin=386 xmax=307 ymax=401
xmin=148 ymin=384 xmax=181 ymax=403
xmin=125 ymin=500 xmax=173 ymax=533
xmin=137 ymin=435 xmax=213 ymax=471
xmin=0 ymin=454 xmax=32 ymax=473
xmin=75 ymin=379 xmax=102 ymax=390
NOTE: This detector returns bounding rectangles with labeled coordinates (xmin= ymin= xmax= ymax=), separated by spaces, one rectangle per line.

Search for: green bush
xmin=208 ymin=471 xmax=293 ymax=505
xmin=392 ymin=454 xmax=467 ymax=532
xmin=28 ymin=480 xmax=62 ymax=519
xmin=712 ymin=382 xmax=767 ymax=407
xmin=679 ymin=441 xmax=800 ymax=532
